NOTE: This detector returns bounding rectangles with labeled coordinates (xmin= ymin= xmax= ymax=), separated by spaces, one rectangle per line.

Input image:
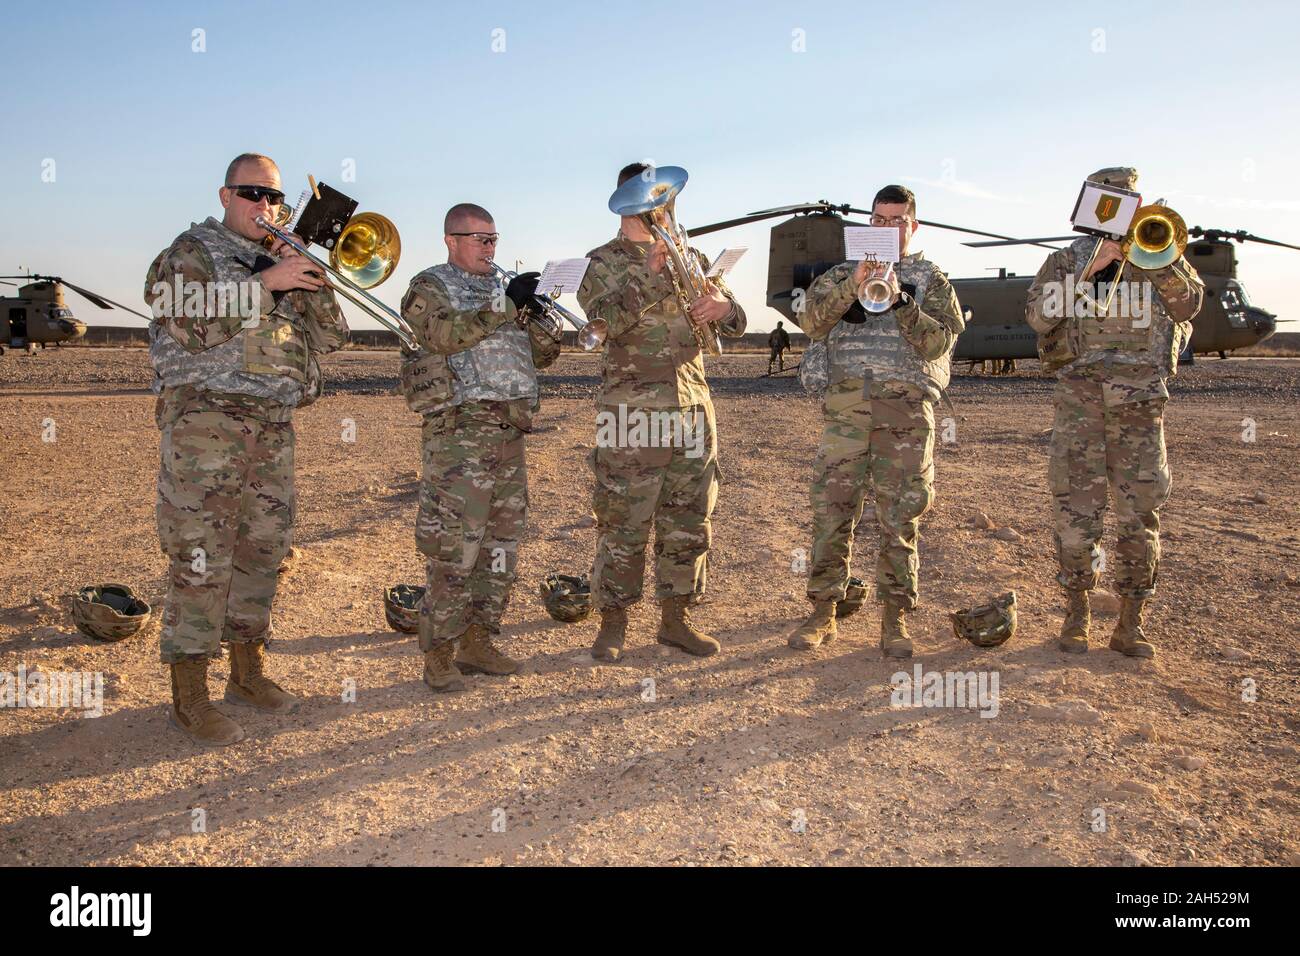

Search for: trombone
xmin=489 ymin=263 xmax=607 ymax=352
xmin=607 ymin=165 xmax=723 ymax=356
xmin=255 ymin=211 xmax=416 ymax=350
xmin=1079 ymin=201 xmax=1188 ymax=314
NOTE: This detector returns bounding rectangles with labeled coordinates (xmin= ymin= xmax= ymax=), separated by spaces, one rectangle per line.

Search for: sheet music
xmin=843 ymin=226 xmax=900 ymax=263
xmin=705 ymin=247 xmax=748 ymax=278
xmin=534 ymin=258 xmax=591 ymax=297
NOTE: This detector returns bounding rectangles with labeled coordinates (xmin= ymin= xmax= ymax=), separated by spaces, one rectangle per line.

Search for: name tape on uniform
xmin=705 ymin=247 xmax=747 ymax=278
xmin=535 ymin=258 xmax=591 ymax=297
xmin=843 ymin=226 xmax=900 ymax=263
xmin=1071 ymin=182 xmax=1141 ymax=239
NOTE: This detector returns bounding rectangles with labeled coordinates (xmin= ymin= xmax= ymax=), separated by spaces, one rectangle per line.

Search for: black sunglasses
xmin=227 ymin=184 xmax=286 ymax=205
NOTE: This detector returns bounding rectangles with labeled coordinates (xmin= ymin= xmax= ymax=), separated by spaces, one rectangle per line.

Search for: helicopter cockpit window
xmin=53 ymin=307 xmax=74 ymax=319
xmin=1221 ymin=281 xmax=1248 ymax=328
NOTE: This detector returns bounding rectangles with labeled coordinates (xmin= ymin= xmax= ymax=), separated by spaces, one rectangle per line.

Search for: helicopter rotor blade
xmin=1188 ymin=227 xmax=1300 ymax=251
xmin=963 ymin=236 xmax=1078 ymax=248
xmin=59 ymin=279 xmax=153 ymax=319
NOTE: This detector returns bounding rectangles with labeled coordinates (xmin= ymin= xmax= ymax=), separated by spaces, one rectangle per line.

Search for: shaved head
xmin=225 ymin=152 xmax=277 ymax=186
xmin=444 ymin=203 xmax=494 ymax=235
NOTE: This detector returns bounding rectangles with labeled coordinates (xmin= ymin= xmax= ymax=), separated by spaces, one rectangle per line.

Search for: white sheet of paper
xmin=534 ymin=258 xmax=591 ymax=297
xmin=705 ymin=247 xmax=747 ymax=278
xmin=843 ymin=226 xmax=900 ymax=263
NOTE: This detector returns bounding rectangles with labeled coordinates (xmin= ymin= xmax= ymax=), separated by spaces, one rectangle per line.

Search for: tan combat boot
xmin=423 ymin=640 xmax=467 ymax=693
xmin=880 ymin=599 xmax=913 ymax=659
xmin=1058 ymin=589 xmax=1090 ymax=654
xmin=225 ymin=640 xmax=300 ymax=713
xmin=456 ymin=622 xmax=519 ymax=675
xmin=591 ymin=606 xmax=628 ymax=661
xmin=170 ymin=656 xmax=244 ymax=746
xmin=788 ymin=601 xmax=837 ymax=650
xmin=657 ymin=595 xmax=720 ymax=657
xmin=1109 ymin=596 xmax=1155 ymax=659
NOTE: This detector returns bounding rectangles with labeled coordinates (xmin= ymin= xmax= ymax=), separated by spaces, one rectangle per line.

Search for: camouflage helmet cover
xmin=540 ymin=572 xmax=592 ymax=623
xmin=835 ymin=577 xmax=869 ymax=619
xmin=949 ymin=591 xmax=1018 ymax=648
xmin=384 ymin=584 xmax=425 ymax=633
xmin=70 ymin=583 xmax=151 ymax=642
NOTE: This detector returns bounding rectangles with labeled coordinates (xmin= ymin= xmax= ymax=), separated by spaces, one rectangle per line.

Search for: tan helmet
xmin=384 ymin=584 xmax=425 ymax=633
xmin=540 ymin=572 xmax=592 ymax=623
xmin=950 ymin=591 xmax=1018 ymax=648
xmin=69 ymin=584 xmax=151 ymax=642
xmin=836 ymin=577 xmax=869 ymax=619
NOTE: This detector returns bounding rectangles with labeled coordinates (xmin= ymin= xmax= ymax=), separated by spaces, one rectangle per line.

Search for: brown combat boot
xmin=591 ymin=606 xmax=628 ymax=661
xmin=1109 ymin=596 xmax=1156 ymax=659
xmin=456 ymin=623 xmax=518 ymax=675
xmin=170 ymin=657 xmax=244 ymax=746
xmin=423 ymin=640 xmax=467 ymax=693
xmin=788 ymin=601 xmax=837 ymax=650
xmin=225 ymin=640 xmax=300 ymax=713
xmin=879 ymin=599 xmax=914 ymax=659
xmin=1058 ymin=589 xmax=1090 ymax=654
xmin=657 ymin=595 xmax=720 ymax=657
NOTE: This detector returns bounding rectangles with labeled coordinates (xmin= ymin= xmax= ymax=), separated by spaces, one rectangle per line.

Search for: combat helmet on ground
xmin=540 ymin=573 xmax=592 ymax=623
xmin=950 ymin=591 xmax=1018 ymax=648
xmin=69 ymin=583 xmax=151 ymax=642
xmin=384 ymin=584 xmax=425 ymax=633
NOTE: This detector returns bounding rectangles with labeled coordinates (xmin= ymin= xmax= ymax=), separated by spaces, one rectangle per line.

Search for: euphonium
xmin=607 ymin=165 xmax=723 ymax=356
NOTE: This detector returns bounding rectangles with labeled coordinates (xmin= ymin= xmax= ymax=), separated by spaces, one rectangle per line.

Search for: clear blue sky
xmin=2 ymin=0 xmax=1297 ymax=332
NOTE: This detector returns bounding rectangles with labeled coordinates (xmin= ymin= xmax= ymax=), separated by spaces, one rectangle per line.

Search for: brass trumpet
xmin=489 ymin=263 xmax=607 ymax=352
xmin=607 ymin=165 xmax=722 ymax=356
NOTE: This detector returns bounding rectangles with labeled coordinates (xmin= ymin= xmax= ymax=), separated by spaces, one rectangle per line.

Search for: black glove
xmin=841 ymin=300 xmax=868 ymax=324
xmin=505 ymin=271 xmax=540 ymax=312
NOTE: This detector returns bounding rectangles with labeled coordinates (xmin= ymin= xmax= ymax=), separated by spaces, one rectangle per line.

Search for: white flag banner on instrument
xmin=535 ymin=258 xmax=591 ymax=297
xmin=843 ymin=226 xmax=900 ymax=263
xmin=1070 ymin=182 xmax=1141 ymax=239
xmin=705 ymin=247 xmax=748 ymax=278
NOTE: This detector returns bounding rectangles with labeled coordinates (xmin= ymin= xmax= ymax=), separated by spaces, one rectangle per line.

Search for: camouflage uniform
xmin=1026 ymin=176 xmax=1204 ymax=599
xmin=800 ymin=253 xmax=964 ymax=608
xmin=576 ymin=236 xmax=746 ymax=609
xmin=145 ymin=217 xmax=348 ymax=664
xmin=400 ymin=264 xmax=559 ymax=651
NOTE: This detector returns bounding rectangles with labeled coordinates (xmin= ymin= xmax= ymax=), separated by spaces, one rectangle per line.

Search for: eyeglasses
xmin=870 ymin=215 xmax=912 ymax=227
xmin=449 ymin=232 xmax=500 ymax=246
xmin=227 ymin=184 xmax=286 ymax=206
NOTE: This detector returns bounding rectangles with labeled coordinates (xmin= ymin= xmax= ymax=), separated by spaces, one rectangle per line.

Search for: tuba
xmin=255 ymin=187 xmax=414 ymax=349
xmin=607 ymin=165 xmax=723 ymax=356
xmin=489 ymin=262 xmax=607 ymax=352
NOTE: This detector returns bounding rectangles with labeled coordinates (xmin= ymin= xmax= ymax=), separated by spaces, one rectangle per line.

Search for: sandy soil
xmin=1 ymin=349 xmax=1297 ymax=867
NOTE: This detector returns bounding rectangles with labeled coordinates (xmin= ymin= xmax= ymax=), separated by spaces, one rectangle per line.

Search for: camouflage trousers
xmin=807 ymin=379 xmax=935 ymax=608
xmin=416 ymin=415 xmax=527 ymax=651
xmin=1049 ymin=373 xmax=1171 ymax=598
xmin=590 ymin=402 xmax=719 ymax=609
xmin=156 ymin=408 xmax=294 ymax=663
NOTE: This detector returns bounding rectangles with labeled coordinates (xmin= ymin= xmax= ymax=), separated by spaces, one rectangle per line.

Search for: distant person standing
xmin=1026 ymin=166 xmax=1203 ymax=659
xmin=768 ymin=320 xmax=791 ymax=373
xmin=144 ymin=152 xmax=348 ymax=746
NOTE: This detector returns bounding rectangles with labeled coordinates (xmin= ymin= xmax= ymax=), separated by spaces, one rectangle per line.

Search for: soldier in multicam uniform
xmin=788 ymin=185 xmax=964 ymax=659
xmin=399 ymin=203 xmax=560 ymax=692
xmin=577 ymin=163 xmax=747 ymax=662
xmin=144 ymin=153 xmax=348 ymax=746
xmin=1026 ymin=167 xmax=1204 ymax=659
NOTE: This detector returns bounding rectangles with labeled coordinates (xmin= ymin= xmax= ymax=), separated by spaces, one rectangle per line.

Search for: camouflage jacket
xmin=800 ymin=253 xmax=964 ymax=401
xmin=400 ymin=263 xmax=559 ymax=431
xmin=1026 ymin=236 xmax=1204 ymax=389
xmin=577 ymin=234 xmax=746 ymax=409
xmin=144 ymin=217 xmax=348 ymax=423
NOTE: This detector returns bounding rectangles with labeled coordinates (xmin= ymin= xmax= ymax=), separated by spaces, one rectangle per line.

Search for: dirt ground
xmin=1 ymin=348 xmax=1297 ymax=867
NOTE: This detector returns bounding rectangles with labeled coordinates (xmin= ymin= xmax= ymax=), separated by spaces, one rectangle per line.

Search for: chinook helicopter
xmin=0 ymin=273 xmax=148 ymax=355
xmin=689 ymin=202 xmax=1292 ymax=362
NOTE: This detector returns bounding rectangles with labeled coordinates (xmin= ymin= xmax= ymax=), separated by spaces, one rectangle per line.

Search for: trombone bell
xmin=331 ymin=212 xmax=401 ymax=289
xmin=1125 ymin=204 xmax=1187 ymax=271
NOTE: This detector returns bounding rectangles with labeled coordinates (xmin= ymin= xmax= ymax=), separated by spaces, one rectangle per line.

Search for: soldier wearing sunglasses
xmin=143 ymin=152 xmax=349 ymax=746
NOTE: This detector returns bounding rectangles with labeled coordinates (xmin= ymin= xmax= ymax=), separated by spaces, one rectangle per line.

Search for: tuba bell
xmin=607 ymin=165 xmax=723 ymax=356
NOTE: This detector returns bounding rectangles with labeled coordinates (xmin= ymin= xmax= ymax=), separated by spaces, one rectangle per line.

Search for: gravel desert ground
xmin=1 ymin=348 xmax=1297 ymax=866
